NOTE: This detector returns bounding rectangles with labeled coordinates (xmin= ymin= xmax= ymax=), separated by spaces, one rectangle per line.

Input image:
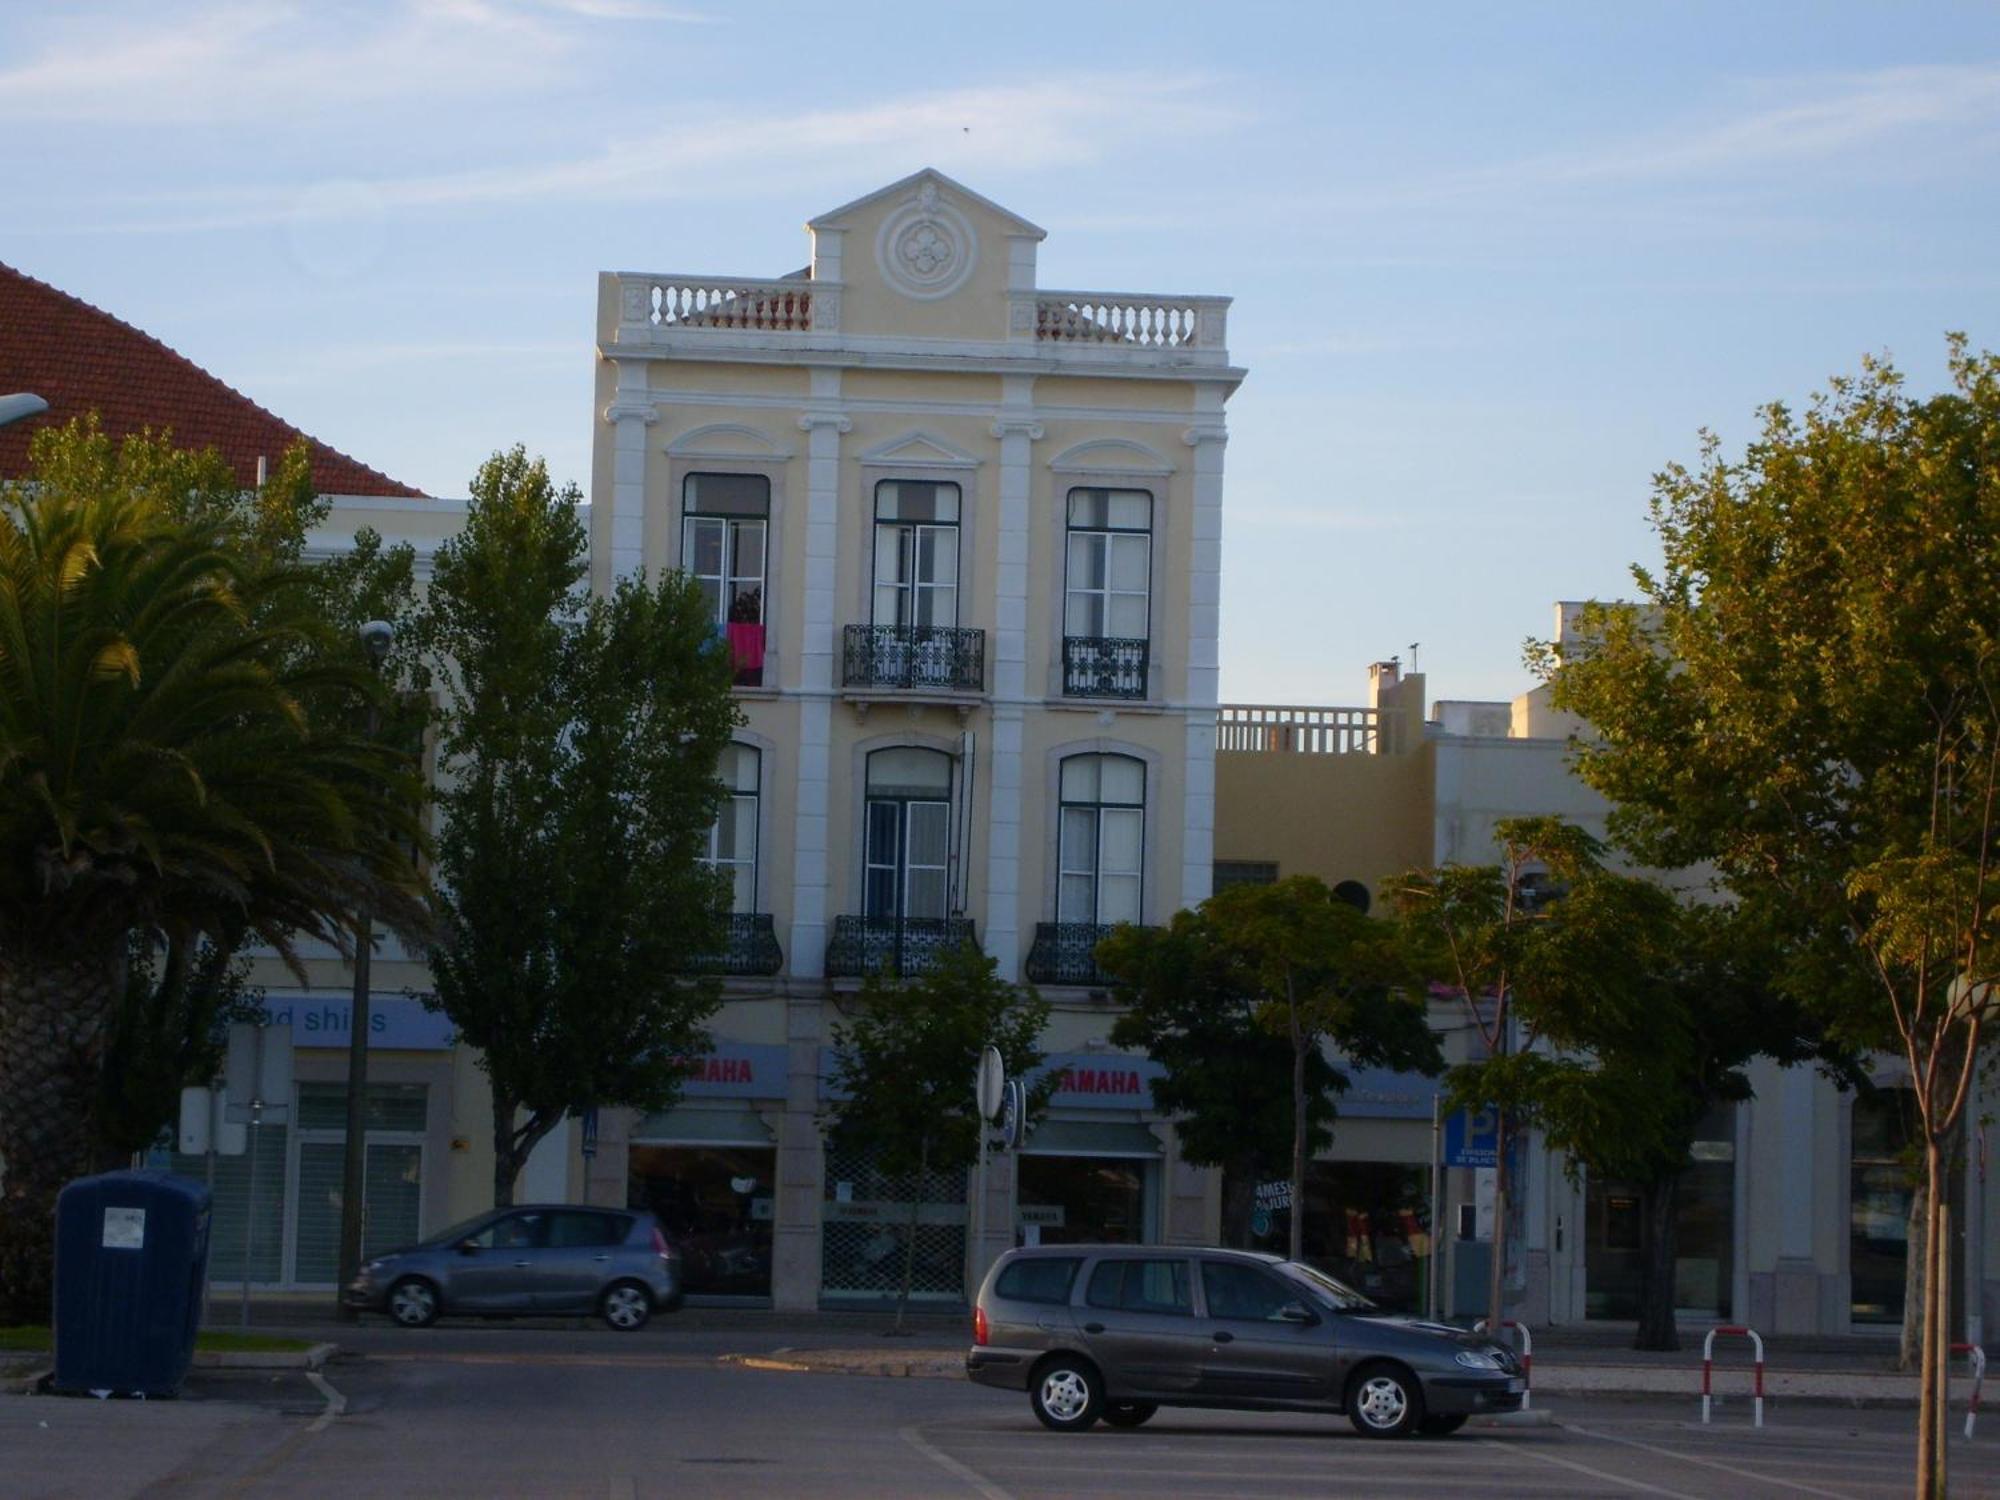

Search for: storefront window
xmin=1225 ymin=1160 xmax=1433 ymax=1313
xmin=1850 ymin=1089 xmax=1918 ymax=1325
xmin=1016 ymin=1156 xmax=1149 ymax=1247
xmin=627 ymin=1144 xmax=774 ymax=1298
xmin=820 ymin=1138 xmax=966 ymax=1300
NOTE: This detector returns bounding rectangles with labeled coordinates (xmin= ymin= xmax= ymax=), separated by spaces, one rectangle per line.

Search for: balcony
xmin=688 ymin=913 xmax=784 ymax=977
xmin=1062 ymin=636 xmax=1149 ymax=700
xmin=1217 ymin=704 xmax=1392 ymax=755
xmin=843 ymin=624 xmax=985 ymax=694
xmin=824 ymin=915 xmax=978 ymax=978
xmin=1024 ymin=922 xmax=1129 ymax=987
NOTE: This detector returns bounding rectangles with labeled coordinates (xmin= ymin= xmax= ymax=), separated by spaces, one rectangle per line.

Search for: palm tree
xmin=0 ymin=454 xmax=426 ymax=1320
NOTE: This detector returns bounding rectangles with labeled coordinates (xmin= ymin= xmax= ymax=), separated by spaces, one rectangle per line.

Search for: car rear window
xmin=994 ymin=1257 xmax=1080 ymax=1306
xmin=1086 ymin=1258 xmax=1191 ymax=1316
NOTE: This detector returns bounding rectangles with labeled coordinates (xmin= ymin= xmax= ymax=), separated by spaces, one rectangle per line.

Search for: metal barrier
xmin=1951 ymin=1343 xmax=1986 ymax=1440
xmin=1701 ymin=1325 xmax=1765 ymax=1428
xmin=1472 ymin=1318 xmax=1534 ymax=1410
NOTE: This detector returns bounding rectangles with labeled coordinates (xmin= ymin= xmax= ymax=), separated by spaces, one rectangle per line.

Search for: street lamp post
xmin=336 ymin=620 xmax=395 ymax=1320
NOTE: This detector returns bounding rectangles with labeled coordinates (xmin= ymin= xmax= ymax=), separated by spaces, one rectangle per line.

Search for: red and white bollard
xmin=1473 ymin=1318 xmax=1534 ymax=1410
xmin=1701 ymin=1324 xmax=1765 ymax=1429
xmin=1951 ymin=1343 xmax=1986 ymax=1440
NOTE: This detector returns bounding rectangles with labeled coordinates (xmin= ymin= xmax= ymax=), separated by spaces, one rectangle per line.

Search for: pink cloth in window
xmin=725 ymin=621 xmax=766 ymax=671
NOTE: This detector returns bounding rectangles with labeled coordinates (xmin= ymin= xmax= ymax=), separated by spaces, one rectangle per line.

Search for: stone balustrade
xmin=615 ymin=274 xmax=816 ymax=333
xmin=1032 ymin=291 xmax=1229 ymax=350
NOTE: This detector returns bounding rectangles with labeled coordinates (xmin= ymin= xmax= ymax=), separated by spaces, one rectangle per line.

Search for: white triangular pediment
xmin=663 ymin=422 xmax=794 ymax=462
xmin=856 ymin=429 xmax=983 ymax=471
xmin=810 ymin=167 xmax=1045 ymax=239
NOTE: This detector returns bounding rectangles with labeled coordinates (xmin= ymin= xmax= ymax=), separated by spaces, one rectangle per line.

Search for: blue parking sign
xmin=1443 ymin=1107 xmax=1500 ymax=1168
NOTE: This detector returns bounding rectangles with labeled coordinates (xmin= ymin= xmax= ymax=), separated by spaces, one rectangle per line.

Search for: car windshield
xmin=1277 ymin=1260 xmax=1379 ymax=1313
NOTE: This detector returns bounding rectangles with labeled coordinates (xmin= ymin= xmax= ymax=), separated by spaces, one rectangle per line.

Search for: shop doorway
xmin=1584 ymin=1105 xmax=1735 ymax=1321
xmin=1225 ymin=1160 xmax=1433 ymax=1313
xmin=627 ymin=1143 xmax=774 ymax=1298
xmin=1015 ymin=1154 xmax=1155 ymax=1246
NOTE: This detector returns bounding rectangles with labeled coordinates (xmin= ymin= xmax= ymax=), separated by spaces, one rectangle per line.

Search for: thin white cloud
xmin=49 ymin=74 xmax=1241 ymax=233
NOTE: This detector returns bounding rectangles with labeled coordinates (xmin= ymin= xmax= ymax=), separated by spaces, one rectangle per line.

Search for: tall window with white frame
xmin=1063 ymin=488 xmax=1151 ymax=699
xmin=1057 ymin=752 xmax=1145 ymax=926
xmin=844 ymin=480 xmax=980 ymax=692
xmin=682 ymin=473 xmax=768 ymax=687
xmin=704 ymin=743 xmax=759 ymax=913
xmin=863 ymin=747 xmax=954 ymax=924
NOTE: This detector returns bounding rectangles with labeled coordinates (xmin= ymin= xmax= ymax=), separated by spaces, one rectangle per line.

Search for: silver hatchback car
xmin=967 ymin=1245 xmax=1523 ymax=1438
xmin=343 ymin=1205 xmax=684 ymax=1331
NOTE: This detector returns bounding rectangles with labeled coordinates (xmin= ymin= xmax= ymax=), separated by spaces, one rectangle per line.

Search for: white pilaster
xmin=986 ymin=383 xmax=1041 ymax=976
xmin=1180 ymin=412 xmax=1227 ymax=911
xmin=603 ymin=360 xmax=656 ymax=581
xmin=789 ymin=371 xmax=848 ymax=978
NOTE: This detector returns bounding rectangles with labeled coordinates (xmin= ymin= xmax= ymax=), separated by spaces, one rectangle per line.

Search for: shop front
xmin=624 ymin=1040 xmax=786 ymax=1301
xmin=1015 ymin=1052 xmax=1171 ymax=1248
xmin=168 ymin=993 xmax=455 ymax=1287
xmin=1584 ymin=1104 xmax=1737 ymax=1321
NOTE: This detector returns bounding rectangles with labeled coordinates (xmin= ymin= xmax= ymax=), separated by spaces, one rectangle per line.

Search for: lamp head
xmin=358 ymin=620 xmax=395 ymax=661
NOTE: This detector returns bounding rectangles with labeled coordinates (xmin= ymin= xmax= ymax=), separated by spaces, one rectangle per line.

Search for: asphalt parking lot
xmin=6 ymin=1341 xmax=1995 ymax=1499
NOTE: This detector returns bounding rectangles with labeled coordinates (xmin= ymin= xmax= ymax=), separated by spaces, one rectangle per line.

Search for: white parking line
xmin=304 ymin=1370 xmax=346 ymax=1434
xmin=901 ymin=1425 xmax=1020 ymax=1500
xmin=1476 ymin=1436 xmax=1709 ymax=1499
xmin=1563 ymin=1422 xmax=1861 ymax=1499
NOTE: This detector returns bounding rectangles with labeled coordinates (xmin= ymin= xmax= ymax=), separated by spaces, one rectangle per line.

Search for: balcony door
xmin=1057 ymin=753 xmax=1145 ymax=924
xmin=872 ymin=481 xmax=960 ymax=630
xmin=863 ymin=747 xmax=953 ymax=922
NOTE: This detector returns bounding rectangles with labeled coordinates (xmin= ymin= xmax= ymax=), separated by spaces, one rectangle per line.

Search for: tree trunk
xmin=1899 ymin=1180 xmax=1929 ymax=1372
xmin=1914 ymin=1135 xmax=1946 ymax=1500
xmin=1634 ymin=1172 xmax=1681 ymax=1352
xmin=1222 ymin=1157 xmax=1260 ymax=1248
xmin=0 ymin=943 xmax=125 ymax=1323
xmin=1288 ymin=981 xmax=1307 ymax=1264
xmin=492 ymin=1087 xmax=522 ymax=1208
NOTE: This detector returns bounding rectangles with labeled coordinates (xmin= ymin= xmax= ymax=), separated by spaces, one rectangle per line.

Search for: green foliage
xmin=826 ymin=944 xmax=1053 ymax=1179
xmin=1102 ymin=878 xmax=1441 ymax=1175
xmin=420 ymin=447 xmax=741 ymax=1198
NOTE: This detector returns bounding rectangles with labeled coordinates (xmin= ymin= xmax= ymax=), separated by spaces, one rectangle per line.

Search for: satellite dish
xmin=976 ymin=1045 xmax=1005 ymax=1121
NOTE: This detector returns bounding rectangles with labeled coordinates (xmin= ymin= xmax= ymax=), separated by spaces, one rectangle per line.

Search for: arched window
xmin=864 ymin=747 xmax=954 ymax=921
xmin=1058 ymin=753 xmax=1145 ymax=924
xmin=704 ymin=743 xmax=760 ymax=912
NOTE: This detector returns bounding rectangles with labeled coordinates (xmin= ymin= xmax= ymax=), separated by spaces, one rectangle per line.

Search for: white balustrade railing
xmin=1218 ymin=704 xmax=1383 ymax=755
xmin=616 ymin=274 xmax=815 ymax=333
xmin=1034 ymin=291 xmax=1228 ymax=350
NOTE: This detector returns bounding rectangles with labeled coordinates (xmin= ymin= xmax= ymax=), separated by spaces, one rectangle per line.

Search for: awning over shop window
xmin=1022 ymin=1119 xmax=1162 ymax=1158
xmin=632 ymin=1105 xmax=775 ymax=1146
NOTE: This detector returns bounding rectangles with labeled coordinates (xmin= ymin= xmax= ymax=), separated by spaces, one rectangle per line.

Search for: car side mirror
xmin=457 ymin=1239 xmax=481 ymax=1256
xmin=1276 ymin=1301 xmax=1319 ymax=1326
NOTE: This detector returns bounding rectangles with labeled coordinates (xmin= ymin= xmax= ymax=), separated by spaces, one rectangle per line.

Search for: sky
xmin=5 ymin=1 xmax=1998 ymax=705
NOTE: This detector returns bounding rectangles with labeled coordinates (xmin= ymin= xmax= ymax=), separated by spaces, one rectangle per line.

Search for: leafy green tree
xmin=1101 ymin=877 xmax=1440 ymax=1264
xmin=1543 ymin=342 xmax=2000 ymax=1491
xmin=1398 ymin=826 xmax=1850 ymax=1350
xmin=0 ymin=420 xmax=427 ymax=1320
xmin=419 ymin=447 xmax=740 ymax=1207
xmin=826 ymin=944 xmax=1051 ymax=1330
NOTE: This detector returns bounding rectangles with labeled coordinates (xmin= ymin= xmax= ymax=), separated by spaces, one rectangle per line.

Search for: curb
xmin=191 ymin=1341 xmax=336 ymax=1372
xmin=1 ymin=1364 xmax=51 ymax=1395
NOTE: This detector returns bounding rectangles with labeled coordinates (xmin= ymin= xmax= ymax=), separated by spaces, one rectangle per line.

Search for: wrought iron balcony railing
xmin=1024 ymin=921 xmax=1133 ymax=986
xmin=824 ymin=915 xmax=978 ymax=978
xmin=842 ymin=624 xmax=985 ymax=693
xmin=687 ymin=913 xmax=784 ymax=976
xmin=1062 ymin=636 xmax=1149 ymax=700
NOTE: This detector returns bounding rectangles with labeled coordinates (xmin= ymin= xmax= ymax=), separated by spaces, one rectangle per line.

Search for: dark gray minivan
xmin=967 ymin=1245 xmax=1522 ymax=1437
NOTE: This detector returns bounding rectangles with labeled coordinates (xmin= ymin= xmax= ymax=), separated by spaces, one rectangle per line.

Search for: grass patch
xmin=0 ymin=1326 xmax=310 ymax=1355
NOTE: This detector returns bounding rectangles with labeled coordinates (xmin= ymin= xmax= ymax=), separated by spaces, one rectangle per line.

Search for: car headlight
xmin=361 ymin=1259 xmax=387 ymax=1275
xmin=1455 ymin=1349 xmax=1504 ymax=1370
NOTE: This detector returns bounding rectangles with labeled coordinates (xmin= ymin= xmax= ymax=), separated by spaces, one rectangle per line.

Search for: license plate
xmin=1506 ymin=1378 xmax=1525 ymax=1393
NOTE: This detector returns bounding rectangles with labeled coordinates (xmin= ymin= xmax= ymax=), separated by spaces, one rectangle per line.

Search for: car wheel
xmin=600 ymin=1280 xmax=653 ymax=1332
xmin=388 ymin=1277 xmax=440 ymax=1329
xmin=1420 ymin=1413 xmax=1468 ymax=1437
xmin=1029 ymin=1356 xmax=1103 ymax=1432
xmin=1347 ymin=1363 xmax=1423 ymax=1439
xmin=1101 ymin=1402 xmax=1157 ymax=1429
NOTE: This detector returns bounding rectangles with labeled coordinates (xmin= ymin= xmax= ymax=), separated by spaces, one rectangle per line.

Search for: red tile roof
xmin=0 ymin=262 xmax=424 ymax=498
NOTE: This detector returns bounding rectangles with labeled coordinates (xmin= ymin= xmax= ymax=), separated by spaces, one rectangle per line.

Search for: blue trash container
xmin=53 ymin=1170 xmax=212 ymax=1397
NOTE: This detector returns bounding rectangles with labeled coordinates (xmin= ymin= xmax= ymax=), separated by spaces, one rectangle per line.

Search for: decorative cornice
xmin=604 ymin=401 xmax=658 ymax=425
xmin=1182 ymin=425 xmax=1229 ymax=448
xmin=989 ymin=417 xmax=1045 ymax=441
xmin=796 ymin=411 xmax=853 ymax=434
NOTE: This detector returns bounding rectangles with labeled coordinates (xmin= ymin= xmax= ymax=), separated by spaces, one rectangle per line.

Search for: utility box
xmin=53 ymin=1171 xmax=211 ymax=1397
